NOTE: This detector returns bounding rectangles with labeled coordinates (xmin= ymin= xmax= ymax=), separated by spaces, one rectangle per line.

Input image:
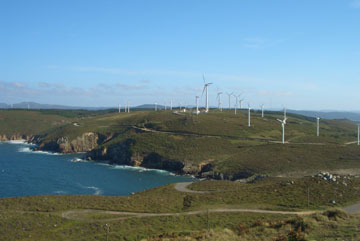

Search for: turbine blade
xmin=201 ymin=86 xmax=206 ymax=97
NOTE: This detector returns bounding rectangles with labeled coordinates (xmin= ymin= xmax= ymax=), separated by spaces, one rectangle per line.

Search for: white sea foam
xmin=54 ymin=190 xmax=67 ymax=194
xmin=4 ymin=140 xmax=33 ymax=145
xmin=18 ymin=147 xmax=32 ymax=153
xmin=86 ymin=186 xmax=102 ymax=195
xmin=18 ymin=147 xmax=62 ymax=155
xmin=70 ymin=158 xmax=86 ymax=163
xmin=112 ymin=165 xmax=170 ymax=174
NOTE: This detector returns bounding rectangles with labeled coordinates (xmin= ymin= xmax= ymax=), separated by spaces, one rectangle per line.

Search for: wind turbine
xmin=357 ymin=124 xmax=360 ymax=146
xmin=277 ymin=117 xmax=288 ymax=144
xmin=202 ymin=74 xmax=213 ymax=113
xmin=154 ymin=102 xmax=157 ymax=111
xmin=226 ymin=92 xmax=233 ymax=109
xmin=233 ymin=94 xmax=241 ymax=115
xmin=248 ymin=104 xmax=251 ymax=127
xmin=170 ymin=100 xmax=173 ymax=110
xmin=195 ymin=96 xmax=200 ymax=115
xmin=127 ymin=101 xmax=130 ymax=113
xmin=261 ymin=104 xmax=264 ymax=118
xmin=217 ymin=92 xmax=223 ymax=111
xmin=316 ymin=117 xmax=320 ymax=137
xmin=239 ymin=98 xmax=244 ymax=109
xmin=118 ymin=104 xmax=121 ymax=113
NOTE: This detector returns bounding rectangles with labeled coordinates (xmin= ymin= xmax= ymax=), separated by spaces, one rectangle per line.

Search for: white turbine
xmin=195 ymin=96 xmax=200 ymax=115
xmin=217 ymin=92 xmax=223 ymax=111
xmin=277 ymin=117 xmax=288 ymax=144
xmin=239 ymin=99 xmax=244 ymax=109
xmin=170 ymin=100 xmax=173 ymax=110
xmin=201 ymin=74 xmax=213 ymax=113
xmin=233 ymin=94 xmax=241 ymax=115
xmin=118 ymin=104 xmax=121 ymax=113
xmin=248 ymin=104 xmax=251 ymax=127
xmin=261 ymin=104 xmax=264 ymax=118
xmin=226 ymin=92 xmax=233 ymax=109
xmin=127 ymin=101 xmax=130 ymax=113
xmin=316 ymin=117 xmax=320 ymax=137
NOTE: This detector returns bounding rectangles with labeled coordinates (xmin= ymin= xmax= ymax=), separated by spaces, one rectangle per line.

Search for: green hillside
xmin=1 ymin=109 xmax=360 ymax=178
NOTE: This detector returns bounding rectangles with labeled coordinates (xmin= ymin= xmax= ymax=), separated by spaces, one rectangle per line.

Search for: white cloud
xmin=38 ymin=82 xmax=50 ymax=88
xmin=11 ymin=82 xmax=27 ymax=88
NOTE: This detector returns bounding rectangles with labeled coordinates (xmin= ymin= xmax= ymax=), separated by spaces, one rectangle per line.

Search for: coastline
xmin=1 ymin=139 xmax=196 ymax=178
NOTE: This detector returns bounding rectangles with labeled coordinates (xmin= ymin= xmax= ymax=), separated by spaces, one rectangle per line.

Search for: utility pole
xmin=105 ymin=224 xmax=110 ymax=241
xmin=316 ymin=117 xmax=320 ymax=137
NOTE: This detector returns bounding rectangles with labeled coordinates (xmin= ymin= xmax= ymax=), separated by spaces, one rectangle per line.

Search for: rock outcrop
xmin=36 ymin=132 xmax=106 ymax=153
xmin=0 ymin=134 xmax=33 ymax=141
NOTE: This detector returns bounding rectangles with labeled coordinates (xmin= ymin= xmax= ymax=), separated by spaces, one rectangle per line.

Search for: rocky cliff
xmin=35 ymin=132 xmax=106 ymax=153
xmin=0 ymin=134 xmax=33 ymax=141
xmin=1 ymin=131 xmax=247 ymax=180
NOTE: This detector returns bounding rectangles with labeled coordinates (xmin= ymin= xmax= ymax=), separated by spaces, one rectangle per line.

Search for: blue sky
xmin=1 ymin=0 xmax=360 ymax=110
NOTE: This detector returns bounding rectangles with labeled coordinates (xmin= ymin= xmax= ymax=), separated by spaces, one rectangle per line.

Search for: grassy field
xmin=0 ymin=177 xmax=359 ymax=240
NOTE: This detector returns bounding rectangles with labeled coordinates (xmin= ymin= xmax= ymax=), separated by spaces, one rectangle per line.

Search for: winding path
xmin=174 ymin=182 xmax=209 ymax=194
xmin=61 ymin=208 xmax=316 ymax=222
xmin=58 ymin=181 xmax=360 ymax=222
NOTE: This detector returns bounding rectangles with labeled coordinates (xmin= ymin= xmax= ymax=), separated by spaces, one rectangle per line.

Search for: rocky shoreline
xmin=1 ymin=133 xmax=246 ymax=180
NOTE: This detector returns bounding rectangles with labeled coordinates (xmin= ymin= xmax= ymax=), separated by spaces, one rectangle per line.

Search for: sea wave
xmin=70 ymin=158 xmax=87 ymax=163
xmin=18 ymin=147 xmax=62 ymax=155
xmin=85 ymin=186 xmax=103 ymax=195
xmin=4 ymin=140 xmax=33 ymax=145
xmin=54 ymin=190 xmax=68 ymax=195
xmin=112 ymin=165 xmax=170 ymax=174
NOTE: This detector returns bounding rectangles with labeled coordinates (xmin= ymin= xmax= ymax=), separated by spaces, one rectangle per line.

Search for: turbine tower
xmin=217 ymin=92 xmax=223 ymax=111
xmin=127 ymin=101 xmax=130 ymax=113
xmin=233 ymin=94 xmax=241 ymax=115
xmin=261 ymin=104 xmax=264 ymax=118
xmin=202 ymin=74 xmax=213 ymax=113
xmin=277 ymin=117 xmax=288 ymax=144
xmin=316 ymin=117 xmax=320 ymax=137
xmin=118 ymin=104 xmax=121 ymax=113
xmin=357 ymin=124 xmax=360 ymax=146
xmin=239 ymin=99 xmax=244 ymax=109
xmin=170 ymin=100 xmax=173 ymax=110
xmin=195 ymin=96 xmax=200 ymax=115
xmin=226 ymin=92 xmax=233 ymax=109
xmin=248 ymin=104 xmax=251 ymax=127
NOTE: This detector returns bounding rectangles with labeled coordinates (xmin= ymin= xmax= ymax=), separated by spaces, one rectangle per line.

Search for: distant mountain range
xmin=286 ymin=109 xmax=360 ymax=122
xmin=1 ymin=102 xmax=360 ymax=121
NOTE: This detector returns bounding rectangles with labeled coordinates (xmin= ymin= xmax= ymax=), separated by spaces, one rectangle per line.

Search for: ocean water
xmin=0 ymin=141 xmax=194 ymax=198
